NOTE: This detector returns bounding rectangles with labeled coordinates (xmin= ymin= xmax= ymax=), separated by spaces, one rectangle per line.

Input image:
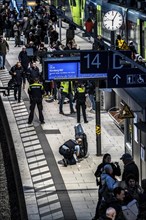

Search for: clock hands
xmin=103 ymin=11 xmax=123 ymax=31
xmin=112 ymin=12 xmax=118 ymax=27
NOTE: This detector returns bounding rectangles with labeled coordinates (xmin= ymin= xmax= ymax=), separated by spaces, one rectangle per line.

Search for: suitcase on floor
xmin=74 ymin=124 xmax=88 ymax=158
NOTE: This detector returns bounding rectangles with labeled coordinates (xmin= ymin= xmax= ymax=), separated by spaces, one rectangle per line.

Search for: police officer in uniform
xmin=74 ymin=82 xmax=88 ymax=123
xmin=59 ymin=138 xmax=82 ymax=167
xmin=28 ymin=78 xmax=45 ymax=124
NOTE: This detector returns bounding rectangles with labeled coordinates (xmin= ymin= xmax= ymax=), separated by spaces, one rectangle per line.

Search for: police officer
xmin=59 ymin=81 xmax=76 ymax=114
xmin=28 ymin=78 xmax=45 ymax=124
xmin=59 ymin=138 xmax=82 ymax=167
xmin=74 ymin=82 xmax=88 ymax=123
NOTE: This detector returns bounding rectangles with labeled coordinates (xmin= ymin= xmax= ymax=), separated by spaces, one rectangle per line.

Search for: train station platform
xmin=0 ymin=23 xmax=124 ymax=220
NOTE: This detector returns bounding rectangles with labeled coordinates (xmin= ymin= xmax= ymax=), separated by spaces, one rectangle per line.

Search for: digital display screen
xmin=48 ymin=62 xmax=77 ymax=80
xmin=44 ymin=58 xmax=107 ymax=81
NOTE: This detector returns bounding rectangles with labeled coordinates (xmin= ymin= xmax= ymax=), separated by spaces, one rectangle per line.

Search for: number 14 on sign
xmin=84 ymin=54 xmax=101 ymax=69
xmin=80 ymin=51 xmax=108 ymax=73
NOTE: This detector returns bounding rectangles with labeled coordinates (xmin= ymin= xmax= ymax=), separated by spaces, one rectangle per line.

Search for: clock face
xmin=103 ymin=10 xmax=123 ymax=31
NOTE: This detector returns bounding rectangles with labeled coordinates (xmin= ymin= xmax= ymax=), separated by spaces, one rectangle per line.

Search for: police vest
xmin=61 ymin=81 xmax=74 ymax=94
xmin=118 ymin=39 xmax=129 ymax=50
xmin=77 ymin=87 xmax=85 ymax=93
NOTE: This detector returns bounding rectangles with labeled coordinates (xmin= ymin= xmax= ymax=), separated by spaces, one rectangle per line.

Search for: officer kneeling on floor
xmin=59 ymin=138 xmax=82 ymax=167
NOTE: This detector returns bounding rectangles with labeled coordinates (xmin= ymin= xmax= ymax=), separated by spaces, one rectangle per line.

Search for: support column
xmin=95 ymin=80 xmax=101 ymax=156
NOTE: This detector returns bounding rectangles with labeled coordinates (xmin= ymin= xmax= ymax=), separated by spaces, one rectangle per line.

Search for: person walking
xmin=74 ymin=82 xmax=88 ymax=123
xmin=85 ymin=18 xmax=94 ymax=41
xmin=9 ymin=61 xmax=25 ymax=102
xmin=0 ymin=36 xmax=9 ymax=69
xmin=27 ymin=62 xmax=41 ymax=84
xmin=66 ymin=24 xmax=75 ymax=45
xmin=28 ymin=78 xmax=45 ymax=124
xmin=18 ymin=46 xmax=30 ymax=76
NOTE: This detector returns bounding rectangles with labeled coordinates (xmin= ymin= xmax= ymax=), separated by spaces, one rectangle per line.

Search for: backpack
xmin=122 ymin=199 xmax=139 ymax=220
xmin=8 ymin=78 xmax=18 ymax=88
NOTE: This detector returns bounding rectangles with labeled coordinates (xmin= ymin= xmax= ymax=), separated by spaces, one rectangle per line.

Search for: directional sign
xmin=107 ymin=68 xmax=146 ymax=88
xmin=80 ymin=51 xmax=108 ymax=73
xmin=80 ymin=51 xmax=132 ymax=74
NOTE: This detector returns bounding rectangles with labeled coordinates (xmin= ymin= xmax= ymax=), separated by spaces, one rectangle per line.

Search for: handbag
xmin=8 ymin=78 xmax=18 ymax=88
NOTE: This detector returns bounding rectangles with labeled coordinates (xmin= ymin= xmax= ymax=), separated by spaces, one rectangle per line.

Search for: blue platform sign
xmin=43 ymin=57 xmax=107 ymax=81
xmin=107 ymin=69 xmax=146 ymax=88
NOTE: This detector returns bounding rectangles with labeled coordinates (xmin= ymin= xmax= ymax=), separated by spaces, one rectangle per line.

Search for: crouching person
xmin=59 ymin=138 xmax=82 ymax=166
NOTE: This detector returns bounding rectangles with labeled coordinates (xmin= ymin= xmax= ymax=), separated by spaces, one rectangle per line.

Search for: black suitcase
xmin=74 ymin=124 xmax=88 ymax=158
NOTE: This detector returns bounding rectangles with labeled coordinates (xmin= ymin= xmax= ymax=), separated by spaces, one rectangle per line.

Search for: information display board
xmin=43 ymin=57 xmax=107 ymax=81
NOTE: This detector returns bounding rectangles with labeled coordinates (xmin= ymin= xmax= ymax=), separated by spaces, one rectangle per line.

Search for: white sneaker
xmin=90 ymin=109 xmax=95 ymax=113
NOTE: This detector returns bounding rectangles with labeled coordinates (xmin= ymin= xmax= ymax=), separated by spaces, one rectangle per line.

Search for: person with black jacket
xmin=98 ymin=187 xmax=127 ymax=220
xmin=74 ymin=82 xmax=88 ymax=123
xmin=18 ymin=46 xmax=30 ymax=75
xmin=27 ymin=62 xmax=41 ymax=84
xmin=28 ymin=78 xmax=45 ymax=124
xmin=9 ymin=61 xmax=25 ymax=102
xmin=120 ymin=153 xmax=139 ymax=183
xmin=59 ymin=138 xmax=82 ymax=167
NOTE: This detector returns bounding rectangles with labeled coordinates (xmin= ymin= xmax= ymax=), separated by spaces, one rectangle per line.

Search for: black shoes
xmin=28 ymin=121 xmax=45 ymax=124
xmin=70 ymin=110 xmax=76 ymax=114
xmin=63 ymin=158 xmax=68 ymax=167
xmin=59 ymin=111 xmax=64 ymax=115
xmin=77 ymin=121 xmax=88 ymax=123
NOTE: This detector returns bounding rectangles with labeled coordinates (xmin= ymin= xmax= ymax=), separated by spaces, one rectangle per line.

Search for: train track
xmin=0 ymin=112 xmax=21 ymax=220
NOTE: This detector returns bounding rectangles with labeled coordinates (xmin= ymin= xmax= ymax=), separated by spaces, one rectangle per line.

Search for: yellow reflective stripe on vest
xmin=77 ymin=87 xmax=85 ymax=93
xmin=118 ymin=39 xmax=124 ymax=48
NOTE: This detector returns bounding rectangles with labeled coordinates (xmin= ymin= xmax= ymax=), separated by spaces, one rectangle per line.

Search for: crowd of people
xmin=0 ymin=1 xmax=146 ymax=220
xmin=92 ymin=153 xmax=146 ymax=220
xmin=0 ymin=2 xmax=97 ymax=124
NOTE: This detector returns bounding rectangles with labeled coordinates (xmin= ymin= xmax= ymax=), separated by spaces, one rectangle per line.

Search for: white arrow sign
xmin=113 ymin=74 xmax=121 ymax=85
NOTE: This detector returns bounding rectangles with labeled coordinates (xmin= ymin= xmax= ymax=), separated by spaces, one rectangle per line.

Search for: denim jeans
xmin=89 ymin=94 xmax=95 ymax=110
